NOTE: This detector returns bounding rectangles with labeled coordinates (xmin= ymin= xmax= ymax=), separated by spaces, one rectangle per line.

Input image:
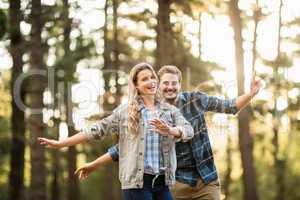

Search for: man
xmin=76 ymin=65 xmax=261 ymax=200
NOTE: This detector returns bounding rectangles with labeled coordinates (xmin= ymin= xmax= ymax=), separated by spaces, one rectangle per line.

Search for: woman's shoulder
xmin=113 ymin=103 xmax=128 ymax=114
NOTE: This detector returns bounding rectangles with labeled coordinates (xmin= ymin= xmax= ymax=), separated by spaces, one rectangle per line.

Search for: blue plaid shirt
xmin=108 ymin=92 xmax=238 ymax=186
xmin=142 ymin=107 xmax=164 ymax=175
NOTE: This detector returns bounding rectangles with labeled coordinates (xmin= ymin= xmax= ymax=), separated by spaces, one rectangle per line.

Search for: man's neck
xmin=164 ymin=96 xmax=178 ymax=106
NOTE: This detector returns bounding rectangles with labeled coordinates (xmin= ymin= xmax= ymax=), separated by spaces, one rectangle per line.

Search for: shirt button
xmin=138 ymin=168 xmax=142 ymax=171
xmin=139 ymin=152 xmax=143 ymax=156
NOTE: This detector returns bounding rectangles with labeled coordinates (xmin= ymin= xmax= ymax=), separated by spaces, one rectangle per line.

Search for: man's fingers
xmin=252 ymin=71 xmax=256 ymax=80
xmin=74 ymin=168 xmax=82 ymax=175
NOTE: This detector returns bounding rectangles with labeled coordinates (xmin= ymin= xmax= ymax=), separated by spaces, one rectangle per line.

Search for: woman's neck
xmin=141 ymin=95 xmax=156 ymax=109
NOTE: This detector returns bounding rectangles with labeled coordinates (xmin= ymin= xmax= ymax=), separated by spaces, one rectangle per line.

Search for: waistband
xmin=143 ymin=174 xmax=166 ymax=188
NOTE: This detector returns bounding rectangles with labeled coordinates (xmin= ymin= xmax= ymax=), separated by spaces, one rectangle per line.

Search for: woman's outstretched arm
xmin=38 ymin=106 xmax=121 ymax=149
xmin=38 ymin=132 xmax=87 ymax=149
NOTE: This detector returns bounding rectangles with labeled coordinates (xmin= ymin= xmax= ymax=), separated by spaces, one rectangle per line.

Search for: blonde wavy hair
xmin=127 ymin=63 xmax=160 ymax=134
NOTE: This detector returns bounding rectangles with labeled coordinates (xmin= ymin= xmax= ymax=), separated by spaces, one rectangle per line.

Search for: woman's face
xmin=135 ymin=69 xmax=158 ymax=96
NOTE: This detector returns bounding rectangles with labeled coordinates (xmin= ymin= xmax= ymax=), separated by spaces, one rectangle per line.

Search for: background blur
xmin=0 ymin=0 xmax=300 ymax=200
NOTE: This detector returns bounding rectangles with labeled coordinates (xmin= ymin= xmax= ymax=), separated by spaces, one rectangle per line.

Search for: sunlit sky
xmin=0 ymin=0 xmax=300 ymax=133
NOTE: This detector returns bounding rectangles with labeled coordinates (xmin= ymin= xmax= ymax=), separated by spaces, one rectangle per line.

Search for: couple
xmin=39 ymin=63 xmax=261 ymax=200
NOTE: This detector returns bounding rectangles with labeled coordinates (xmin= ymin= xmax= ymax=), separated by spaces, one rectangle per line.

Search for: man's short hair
xmin=158 ymin=65 xmax=182 ymax=82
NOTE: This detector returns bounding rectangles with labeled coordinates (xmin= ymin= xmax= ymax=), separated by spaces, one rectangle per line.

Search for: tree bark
xmin=198 ymin=12 xmax=202 ymax=60
xmin=112 ymin=0 xmax=121 ymax=105
xmin=8 ymin=0 xmax=26 ymax=200
xmin=50 ymin=119 xmax=61 ymax=200
xmin=273 ymin=1 xmax=287 ymax=199
xmin=156 ymin=0 xmax=173 ymax=67
xmin=61 ymin=1 xmax=80 ymax=199
xmin=252 ymin=0 xmax=260 ymax=72
xmin=228 ymin=1 xmax=259 ymax=200
xmin=28 ymin=0 xmax=47 ymax=200
xmin=223 ymin=136 xmax=232 ymax=200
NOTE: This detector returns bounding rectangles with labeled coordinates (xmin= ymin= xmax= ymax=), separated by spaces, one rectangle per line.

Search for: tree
xmin=28 ymin=0 xmax=47 ymax=199
xmin=0 ymin=9 xmax=6 ymax=39
xmin=156 ymin=0 xmax=173 ymax=68
xmin=228 ymin=1 xmax=259 ymax=200
xmin=8 ymin=1 xmax=26 ymax=200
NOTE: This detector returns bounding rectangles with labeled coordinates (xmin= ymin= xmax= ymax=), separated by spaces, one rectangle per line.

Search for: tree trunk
xmin=50 ymin=119 xmax=61 ymax=200
xmin=99 ymin=1 xmax=120 ymax=199
xmin=28 ymin=0 xmax=47 ymax=200
xmin=252 ymin=0 xmax=260 ymax=72
xmin=198 ymin=12 xmax=202 ymax=60
xmin=228 ymin=1 xmax=259 ymax=200
xmin=156 ymin=0 xmax=173 ymax=67
xmin=273 ymin=1 xmax=287 ymax=199
xmin=223 ymin=136 xmax=232 ymax=200
xmin=112 ymin=0 xmax=121 ymax=105
xmin=8 ymin=0 xmax=26 ymax=200
xmin=61 ymin=0 xmax=80 ymax=199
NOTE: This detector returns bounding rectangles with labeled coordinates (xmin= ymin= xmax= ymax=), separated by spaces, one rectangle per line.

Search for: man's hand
xmin=38 ymin=137 xmax=62 ymax=149
xmin=249 ymin=71 xmax=262 ymax=98
xmin=75 ymin=162 xmax=98 ymax=180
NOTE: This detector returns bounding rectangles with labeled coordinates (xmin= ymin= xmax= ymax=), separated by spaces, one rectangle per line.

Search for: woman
xmin=39 ymin=63 xmax=194 ymax=200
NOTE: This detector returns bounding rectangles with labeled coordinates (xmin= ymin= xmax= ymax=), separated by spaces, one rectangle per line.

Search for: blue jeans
xmin=122 ymin=174 xmax=173 ymax=200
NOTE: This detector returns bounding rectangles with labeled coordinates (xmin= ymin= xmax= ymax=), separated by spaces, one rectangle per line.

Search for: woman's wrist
xmin=169 ymin=127 xmax=182 ymax=138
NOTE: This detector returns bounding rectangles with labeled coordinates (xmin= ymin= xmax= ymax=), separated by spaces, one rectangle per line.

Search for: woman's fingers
xmin=149 ymin=119 xmax=167 ymax=127
xmin=38 ymin=137 xmax=54 ymax=146
xmin=149 ymin=119 xmax=170 ymax=135
xmin=38 ymin=137 xmax=48 ymax=144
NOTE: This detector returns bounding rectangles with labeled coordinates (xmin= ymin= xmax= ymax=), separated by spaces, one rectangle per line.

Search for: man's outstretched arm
xmin=198 ymin=72 xmax=261 ymax=114
xmin=236 ymin=72 xmax=261 ymax=111
xmin=75 ymin=152 xmax=114 ymax=179
xmin=107 ymin=144 xmax=119 ymax=162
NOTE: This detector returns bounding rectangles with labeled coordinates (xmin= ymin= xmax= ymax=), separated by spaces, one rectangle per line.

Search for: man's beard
xmin=163 ymin=90 xmax=178 ymax=103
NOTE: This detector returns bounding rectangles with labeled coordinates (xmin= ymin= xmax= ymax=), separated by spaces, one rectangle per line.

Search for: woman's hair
xmin=127 ymin=62 xmax=160 ymax=134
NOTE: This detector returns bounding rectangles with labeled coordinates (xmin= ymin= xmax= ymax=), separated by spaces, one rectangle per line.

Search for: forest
xmin=0 ymin=0 xmax=300 ymax=200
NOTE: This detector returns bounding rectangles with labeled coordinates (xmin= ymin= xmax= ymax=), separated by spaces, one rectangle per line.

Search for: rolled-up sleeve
xmin=171 ymin=106 xmax=194 ymax=142
xmin=83 ymin=110 xmax=119 ymax=141
xmin=107 ymin=144 xmax=119 ymax=162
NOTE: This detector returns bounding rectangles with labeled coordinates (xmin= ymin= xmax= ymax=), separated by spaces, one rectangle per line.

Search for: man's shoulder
xmin=160 ymin=102 xmax=177 ymax=111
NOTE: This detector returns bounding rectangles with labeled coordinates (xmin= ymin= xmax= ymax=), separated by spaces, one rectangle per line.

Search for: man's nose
xmin=166 ymin=86 xmax=173 ymax=90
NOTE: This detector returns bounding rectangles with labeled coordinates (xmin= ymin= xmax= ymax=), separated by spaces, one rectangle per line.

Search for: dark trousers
xmin=122 ymin=174 xmax=173 ymax=200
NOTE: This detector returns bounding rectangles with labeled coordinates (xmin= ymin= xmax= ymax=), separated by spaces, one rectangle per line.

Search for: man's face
xmin=159 ymin=73 xmax=181 ymax=101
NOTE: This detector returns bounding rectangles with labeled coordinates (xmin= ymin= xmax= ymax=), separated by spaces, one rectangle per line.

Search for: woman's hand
xmin=38 ymin=137 xmax=62 ymax=149
xmin=75 ymin=162 xmax=98 ymax=180
xmin=149 ymin=119 xmax=171 ymax=136
xmin=149 ymin=119 xmax=182 ymax=138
